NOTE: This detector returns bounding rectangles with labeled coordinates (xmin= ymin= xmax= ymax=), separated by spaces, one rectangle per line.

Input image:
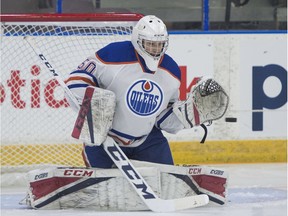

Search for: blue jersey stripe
xmin=110 ymin=129 xmax=144 ymax=140
xmin=70 ymin=70 xmax=99 ymax=86
xmin=96 ymin=41 xmax=138 ymax=63
xmin=67 ymin=83 xmax=89 ymax=89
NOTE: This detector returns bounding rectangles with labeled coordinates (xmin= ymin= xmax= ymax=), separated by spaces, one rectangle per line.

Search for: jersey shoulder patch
xmin=159 ymin=54 xmax=181 ymax=81
xmin=96 ymin=41 xmax=138 ymax=64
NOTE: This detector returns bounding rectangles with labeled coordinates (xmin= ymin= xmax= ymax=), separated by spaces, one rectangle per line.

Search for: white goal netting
xmin=1 ymin=14 xmax=141 ymax=176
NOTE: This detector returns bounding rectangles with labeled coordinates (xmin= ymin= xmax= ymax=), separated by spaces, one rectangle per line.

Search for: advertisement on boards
xmin=239 ymin=36 xmax=287 ymax=138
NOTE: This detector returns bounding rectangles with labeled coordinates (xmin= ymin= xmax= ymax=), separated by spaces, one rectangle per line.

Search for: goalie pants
xmin=82 ymin=127 xmax=174 ymax=168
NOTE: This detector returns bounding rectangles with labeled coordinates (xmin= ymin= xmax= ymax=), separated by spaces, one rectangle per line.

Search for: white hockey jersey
xmin=66 ymin=41 xmax=184 ymax=147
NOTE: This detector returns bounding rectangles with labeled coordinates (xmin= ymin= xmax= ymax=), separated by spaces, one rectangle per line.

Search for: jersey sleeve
xmin=155 ymin=106 xmax=184 ymax=134
xmin=155 ymin=54 xmax=184 ymax=133
xmin=64 ymin=56 xmax=101 ymax=109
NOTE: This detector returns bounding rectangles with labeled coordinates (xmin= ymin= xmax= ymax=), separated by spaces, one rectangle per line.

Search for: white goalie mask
xmin=132 ymin=15 xmax=169 ymax=71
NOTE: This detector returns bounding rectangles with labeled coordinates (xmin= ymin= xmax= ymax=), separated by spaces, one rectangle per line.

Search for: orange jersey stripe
xmin=66 ymin=76 xmax=96 ymax=86
xmin=96 ymin=53 xmax=138 ymax=65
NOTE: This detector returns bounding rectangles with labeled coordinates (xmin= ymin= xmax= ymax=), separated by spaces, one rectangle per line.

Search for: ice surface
xmin=1 ymin=163 xmax=287 ymax=216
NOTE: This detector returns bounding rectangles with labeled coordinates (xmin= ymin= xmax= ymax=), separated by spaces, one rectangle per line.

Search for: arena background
xmin=1 ymin=0 xmax=287 ymax=167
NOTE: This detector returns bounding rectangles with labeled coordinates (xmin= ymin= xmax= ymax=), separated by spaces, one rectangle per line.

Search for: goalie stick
xmin=23 ymin=37 xmax=80 ymax=111
xmin=24 ymin=36 xmax=209 ymax=212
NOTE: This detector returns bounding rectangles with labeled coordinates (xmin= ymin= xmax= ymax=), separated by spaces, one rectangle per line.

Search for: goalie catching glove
xmin=173 ymin=77 xmax=229 ymax=128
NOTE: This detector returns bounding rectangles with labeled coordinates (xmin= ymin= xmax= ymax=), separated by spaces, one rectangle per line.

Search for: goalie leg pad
xmin=24 ymin=167 xmax=160 ymax=211
xmin=23 ymin=163 xmax=228 ymax=210
xmin=131 ymin=160 xmax=228 ymax=205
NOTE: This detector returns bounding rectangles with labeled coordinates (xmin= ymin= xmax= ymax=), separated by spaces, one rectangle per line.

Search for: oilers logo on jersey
xmin=126 ymin=79 xmax=163 ymax=116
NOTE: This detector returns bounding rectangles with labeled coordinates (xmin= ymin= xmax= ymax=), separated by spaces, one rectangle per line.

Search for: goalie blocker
xmin=71 ymin=86 xmax=116 ymax=146
xmin=21 ymin=161 xmax=228 ymax=211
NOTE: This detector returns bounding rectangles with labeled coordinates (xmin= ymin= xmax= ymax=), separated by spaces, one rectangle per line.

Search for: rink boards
xmin=1 ymin=139 xmax=286 ymax=166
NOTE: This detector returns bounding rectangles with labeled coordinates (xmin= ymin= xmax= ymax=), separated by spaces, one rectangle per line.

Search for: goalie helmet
xmin=132 ymin=15 xmax=169 ymax=71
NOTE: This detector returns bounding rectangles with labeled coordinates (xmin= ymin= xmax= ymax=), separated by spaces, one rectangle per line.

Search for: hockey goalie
xmin=22 ymin=15 xmax=229 ymax=211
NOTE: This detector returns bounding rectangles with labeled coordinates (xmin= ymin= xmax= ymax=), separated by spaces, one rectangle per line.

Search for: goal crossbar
xmin=0 ymin=13 xmax=143 ymax=22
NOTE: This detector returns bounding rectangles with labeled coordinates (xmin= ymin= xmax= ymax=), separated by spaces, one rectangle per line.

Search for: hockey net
xmin=0 ymin=13 xmax=142 ymax=183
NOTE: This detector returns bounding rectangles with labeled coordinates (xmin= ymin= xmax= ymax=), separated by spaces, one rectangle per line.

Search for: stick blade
xmin=146 ymin=194 xmax=209 ymax=212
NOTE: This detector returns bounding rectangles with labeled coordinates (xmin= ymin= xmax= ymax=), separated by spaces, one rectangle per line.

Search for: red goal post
xmin=0 ymin=13 xmax=143 ymax=175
